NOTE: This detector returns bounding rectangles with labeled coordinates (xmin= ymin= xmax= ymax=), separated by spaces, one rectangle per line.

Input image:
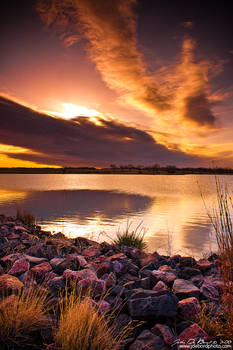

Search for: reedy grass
xmin=54 ymin=285 xmax=132 ymax=350
xmin=0 ymin=285 xmax=50 ymax=349
xmin=201 ymin=178 xmax=233 ymax=340
xmin=111 ymin=221 xmax=147 ymax=250
xmin=16 ymin=209 xmax=35 ymax=226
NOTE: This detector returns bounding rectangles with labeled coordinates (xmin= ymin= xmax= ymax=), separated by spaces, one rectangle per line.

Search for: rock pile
xmin=0 ymin=214 xmax=226 ymax=349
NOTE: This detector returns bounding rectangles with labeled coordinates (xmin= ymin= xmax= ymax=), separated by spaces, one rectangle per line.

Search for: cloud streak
xmin=0 ymin=96 xmax=202 ymax=167
xmin=36 ymin=0 xmax=170 ymax=115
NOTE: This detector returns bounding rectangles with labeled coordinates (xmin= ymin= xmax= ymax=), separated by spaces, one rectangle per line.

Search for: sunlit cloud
xmin=0 ymin=95 xmax=203 ymax=167
xmin=36 ymin=0 xmax=170 ymax=117
xmin=36 ymin=0 xmax=226 ymax=136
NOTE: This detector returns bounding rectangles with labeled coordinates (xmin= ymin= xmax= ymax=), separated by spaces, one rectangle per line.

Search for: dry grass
xmin=0 ymin=285 xmax=50 ymax=349
xmin=54 ymin=286 xmax=131 ymax=350
xmin=202 ymin=178 xmax=233 ymax=340
xmin=16 ymin=209 xmax=35 ymax=226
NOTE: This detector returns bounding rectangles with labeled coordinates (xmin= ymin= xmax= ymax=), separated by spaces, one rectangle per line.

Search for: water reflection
xmin=0 ymin=188 xmax=153 ymax=229
xmin=0 ymin=174 xmax=232 ymax=257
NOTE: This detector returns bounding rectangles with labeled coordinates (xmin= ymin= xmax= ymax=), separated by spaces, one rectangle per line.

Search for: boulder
xmin=173 ymin=279 xmax=200 ymax=299
xmin=152 ymin=270 xmax=176 ymax=286
xmin=31 ymin=262 xmax=52 ymax=279
xmin=128 ymin=290 xmax=178 ymax=318
xmin=179 ymin=257 xmax=196 ymax=267
xmin=178 ymin=297 xmax=201 ymax=320
xmin=63 ymin=268 xmax=97 ymax=281
xmin=23 ymin=254 xmax=48 ymax=265
xmin=97 ymin=300 xmax=111 ymax=313
xmin=104 ymin=272 xmax=117 ymax=288
xmin=179 ymin=267 xmax=201 ymax=280
xmin=78 ymin=278 xmax=106 ymax=298
xmin=8 ymin=258 xmax=30 ymax=276
xmin=152 ymin=281 xmax=167 ymax=292
xmin=179 ymin=323 xmax=210 ymax=344
xmin=151 ymin=324 xmax=175 ymax=346
xmin=200 ymin=281 xmax=219 ymax=301
xmin=82 ymin=247 xmax=100 ymax=258
xmin=106 ymin=253 xmax=127 ymax=261
xmin=49 ymin=257 xmax=65 ymax=269
xmin=54 ymin=257 xmax=80 ymax=275
xmin=0 ymin=274 xmax=24 ymax=293
xmin=48 ymin=276 xmax=66 ymax=296
xmin=196 ymin=259 xmax=214 ymax=274
xmin=129 ymin=330 xmax=167 ymax=350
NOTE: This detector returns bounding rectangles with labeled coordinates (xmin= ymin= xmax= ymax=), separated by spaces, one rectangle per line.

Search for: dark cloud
xmin=0 ymin=96 xmax=202 ymax=166
xmin=183 ymin=92 xmax=215 ymax=126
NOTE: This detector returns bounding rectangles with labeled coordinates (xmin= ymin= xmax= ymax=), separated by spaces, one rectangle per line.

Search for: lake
xmin=0 ymin=174 xmax=232 ymax=258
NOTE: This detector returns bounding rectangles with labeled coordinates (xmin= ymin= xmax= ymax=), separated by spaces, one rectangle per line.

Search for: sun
xmin=61 ymin=103 xmax=100 ymax=119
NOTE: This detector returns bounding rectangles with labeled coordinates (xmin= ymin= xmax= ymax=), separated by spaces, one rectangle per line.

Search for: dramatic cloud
xmin=36 ymin=1 xmax=221 ymax=130
xmin=176 ymin=38 xmax=218 ymax=127
xmin=0 ymin=96 xmax=202 ymax=167
xmin=36 ymin=0 xmax=170 ymax=115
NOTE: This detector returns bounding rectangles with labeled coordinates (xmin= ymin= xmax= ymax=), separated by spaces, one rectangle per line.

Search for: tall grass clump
xmin=54 ymin=287 xmax=129 ymax=350
xmin=205 ymin=178 xmax=233 ymax=339
xmin=0 ymin=285 xmax=50 ymax=349
xmin=16 ymin=209 xmax=35 ymax=226
xmin=112 ymin=221 xmax=147 ymax=250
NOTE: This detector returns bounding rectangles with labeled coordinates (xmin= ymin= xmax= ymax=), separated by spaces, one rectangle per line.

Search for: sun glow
xmin=61 ymin=103 xmax=100 ymax=119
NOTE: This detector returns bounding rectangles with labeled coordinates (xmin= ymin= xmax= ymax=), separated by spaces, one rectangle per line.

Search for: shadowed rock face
xmin=127 ymin=290 xmax=178 ymax=318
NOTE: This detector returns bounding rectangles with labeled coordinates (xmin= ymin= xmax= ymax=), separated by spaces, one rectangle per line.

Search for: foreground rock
xmin=0 ymin=213 xmax=226 ymax=349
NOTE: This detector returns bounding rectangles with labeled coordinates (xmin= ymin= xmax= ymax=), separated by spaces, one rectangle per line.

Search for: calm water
xmin=0 ymin=174 xmax=233 ymax=257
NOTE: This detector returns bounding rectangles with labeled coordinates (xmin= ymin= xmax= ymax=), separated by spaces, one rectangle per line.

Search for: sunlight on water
xmin=0 ymin=174 xmax=232 ymax=257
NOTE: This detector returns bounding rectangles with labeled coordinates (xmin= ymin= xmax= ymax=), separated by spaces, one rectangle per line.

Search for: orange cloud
xmin=36 ymin=0 xmax=170 ymax=115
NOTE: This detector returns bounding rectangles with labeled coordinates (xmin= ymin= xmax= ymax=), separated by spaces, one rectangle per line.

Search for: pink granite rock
xmin=31 ymin=262 xmax=52 ymax=278
xmin=152 ymin=280 xmax=167 ymax=292
xmin=8 ymin=258 xmax=30 ymax=276
xmin=179 ymin=324 xmax=210 ymax=347
xmin=0 ymin=274 xmax=24 ymax=293
xmin=178 ymin=297 xmax=201 ymax=319
xmin=82 ymin=247 xmax=100 ymax=258
xmin=63 ymin=268 xmax=97 ymax=281
xmin=151 ymin=323 xmax=175 ymax=346
xmin=78 ymin=278 xmax=106 ymax=298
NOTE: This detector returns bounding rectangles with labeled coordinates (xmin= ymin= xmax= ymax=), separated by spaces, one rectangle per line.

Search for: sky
xmin=0 ymin=0 xmax=233 ymax=168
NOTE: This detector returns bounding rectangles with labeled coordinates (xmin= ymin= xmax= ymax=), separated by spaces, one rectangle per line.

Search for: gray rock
xmin=200 ymin=281 xmax=219 ymax=301
xmin=23 ymin=254 xmax=48 ymax=266
xmin=48 ymin=276 xmax=66 ymax=296
xmin=129 ymin=330 xmax=167 ymax=350
xmin=128 ymin=290 xmax=178 ymax=318
xmin=173 ymin=279 xmax=200 ymax=299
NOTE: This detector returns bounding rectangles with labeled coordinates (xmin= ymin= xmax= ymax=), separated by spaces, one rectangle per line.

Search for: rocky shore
xmin=0 ymin=214 xmax=228 ymax=349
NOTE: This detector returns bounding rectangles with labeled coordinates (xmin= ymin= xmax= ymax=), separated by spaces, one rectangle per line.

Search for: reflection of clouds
xmin=0 ymin=190 xmax=28 ymax=203
xmin=0 ymin=189 xmax=152 ymax=224
xmin=0 ymin=175 xmax=232 ymax=257
xmin=181 ymin=222 xmax=217 ymax=256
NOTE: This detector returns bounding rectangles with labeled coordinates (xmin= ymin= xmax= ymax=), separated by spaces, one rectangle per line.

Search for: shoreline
xmin=0 ymin=213 xmax=230 ymax=349
xmin=0 ymin=167 xmax=233 ymax=175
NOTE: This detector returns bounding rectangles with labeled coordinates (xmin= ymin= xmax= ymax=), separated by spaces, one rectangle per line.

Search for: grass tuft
xmin=54 ymin=286 xmax=129 ymax=350
xmin=16 ymin=209 xmax=35 ymax=226
xmin=112 ymin=221 xmax=147 ymax=250
xmin=0 ymin=285 xmax=50 ymax=349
